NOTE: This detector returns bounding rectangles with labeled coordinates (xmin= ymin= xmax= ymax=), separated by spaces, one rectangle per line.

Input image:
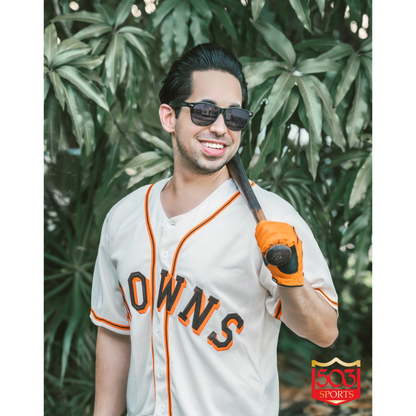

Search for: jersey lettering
xmin=128 ymin=272 xmax=150 ymax=314
xmin=207 ymin=313 xmax=244 ymax=351
xmin=157 ymin=269 xmax=187 ymax=315
xmin=178 ymin=286 xmax=221 ymax=335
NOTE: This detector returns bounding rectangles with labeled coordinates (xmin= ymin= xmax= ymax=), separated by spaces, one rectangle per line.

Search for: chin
xmin=194 ymin=161 xmax=228 ymax=175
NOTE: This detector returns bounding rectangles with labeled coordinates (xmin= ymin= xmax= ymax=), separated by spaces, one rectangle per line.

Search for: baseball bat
xmin=227 ymin=152 xmax=292 ymax=267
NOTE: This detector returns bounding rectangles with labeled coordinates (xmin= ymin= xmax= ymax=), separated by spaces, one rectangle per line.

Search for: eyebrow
xmin=200 ymin=99 xmax=242 ymax=108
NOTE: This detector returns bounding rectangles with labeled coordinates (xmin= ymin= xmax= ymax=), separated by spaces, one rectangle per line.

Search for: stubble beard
xmin=173 ymin=130 xmax=234 ymax=175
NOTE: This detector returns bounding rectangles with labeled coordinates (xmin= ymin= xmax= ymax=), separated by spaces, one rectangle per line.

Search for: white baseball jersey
xmin=90 ymin=177 xmax=338 ymax=416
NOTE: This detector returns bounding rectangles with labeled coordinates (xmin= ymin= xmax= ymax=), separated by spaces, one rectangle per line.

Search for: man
xmin=90 ymin=43 xmax=338 ymax=416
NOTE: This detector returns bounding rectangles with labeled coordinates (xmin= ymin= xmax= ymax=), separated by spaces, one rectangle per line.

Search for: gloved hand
xmin=255 ymin=220 xmax=304 ymax=287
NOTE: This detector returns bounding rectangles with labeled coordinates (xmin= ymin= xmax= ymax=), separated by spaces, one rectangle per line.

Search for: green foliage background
xmin=44 ymin=0 xmax=372 ymax=414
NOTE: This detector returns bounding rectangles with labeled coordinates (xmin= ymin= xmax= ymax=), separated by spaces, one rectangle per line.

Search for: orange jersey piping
xmin=314 ymin=288 xmax=339 ymax=307
xmin=90 ymin=308 xmax=130 ymax=331
xmin=149 ymin=187 xmax=244 ymax=416
xmin=144 ymin=184 xmax=157 ymax=398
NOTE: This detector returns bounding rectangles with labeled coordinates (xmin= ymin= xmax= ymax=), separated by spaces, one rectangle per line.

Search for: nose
xmin=209 ymin=113 xmax=228 ymax=136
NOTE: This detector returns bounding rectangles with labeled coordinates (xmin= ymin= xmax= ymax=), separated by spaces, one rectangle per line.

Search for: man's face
xmin=171 ymin=70 xmax=243 ymax=175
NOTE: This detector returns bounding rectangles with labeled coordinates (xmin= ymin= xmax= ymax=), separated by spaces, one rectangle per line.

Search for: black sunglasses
xmin=169 ymin=101 xmax=254 ymax=131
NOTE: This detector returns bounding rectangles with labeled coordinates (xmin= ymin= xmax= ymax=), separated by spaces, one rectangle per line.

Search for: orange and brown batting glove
xmin=255 ymin=221 xmax=304 ymax=287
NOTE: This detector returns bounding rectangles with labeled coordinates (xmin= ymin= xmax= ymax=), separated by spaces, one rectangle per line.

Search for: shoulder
xmin=107 ymin=184 xmax=151 ymax=223
xmin=251 ymin=182 xmax=298 ymax=222
xmin=104 ymin=179 xmax=166 ymax=239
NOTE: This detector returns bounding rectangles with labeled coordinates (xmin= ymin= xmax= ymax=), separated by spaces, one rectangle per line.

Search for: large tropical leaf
xmin=289 ymin=0 xmax=312 ymax=33
xmin=248 ymin=78 xmax=274 ymax=114
xmin=73 ymin=23 xmax=113 ymax=41
xmin=44 ymin=23 xmax=58 ymax=64
xmin=359 ymin=36 xmax=372 ymax=53
xmin=310 ymin=76 xmax=345 ymax=150
xmin=114 ymin=0 xmax=135 ymax=29
xmin=192 ymin=0 xmax=212 ymax=21
xmin=261 ymin=71 xmax=295 ymax=130
xmin=57 ymin=37 xmax=90 ymax=54
xmin=320 ymin=43 xmax=354 ymax=61
xmin=44 ymin=75 xmax=51 ymax=100
xmin=296 ymin=58 xmax=341 ymax=74
xmin=340 ymin=209 xmax=371 ymax=247
xmin=118 ymin=26 xmax=155 ymax=40
xmin=296 ymin=76 xmax=322 ymax=138
xmin=44 ymin=92 xmax=61 ymax=163
xmin=315 ymin=0 xmax=325 ymax=17
xmin=251 ymin=89 xmax=299 ymax=179
xmin=150 ymin=0 xmax=183 ymax=29
xmin=56 ymin=65 xmax=110 ymax=112
xmin=122 ymin=32 xmax=152 ymax=72
xmin=48 ymin=71 xmax=66 ymax=111
xmin=172 ymin=2 xmax=191 ymax=56
xmin=70 ymin=55 xmax=105 ymax=70
xmin=305 ymin=127 xmax=322 ymax=180
xmin=105 ymin=34 xmax=125 ymax=94
xmin=346 ymin=69 xmax=369 ymax=148
xmin=335 ymin=52 xmax=361 ymax=106
xmin=250 ymin=19 xmax=296 ymax=67
xmin=349 ymin=153 xmax=372 ymax=209
xmin=252 ymin=0 xmax=266 ymax=21
xmin=94 ymin=3 xmax=115 ymax=25
xmin=243 ymin=60 xmax=285 ymax=89
xmin=189 ymin=12 xmax=210 ymax=45
xmin=127 ymin=157 xmax=173 ymax=188
xmin=50 ymin=47 xmax=92 ymax=69
xmin=139 ymin=131 xmax=174 ymax=157
xmin=160 ymin=14 xmax=175 ymax=66
xmin=360 ymin=55 xmax=372 ymax=90
xmin=51 ymin=11 xmax=105 ymax=24
xmin=210 ymin=2 xmax=238 ymax=41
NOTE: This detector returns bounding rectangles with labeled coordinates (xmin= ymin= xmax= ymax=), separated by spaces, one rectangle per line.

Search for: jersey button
xmin=161 ymin=251 xmax=168 ymax=259
xmin=158 ymin=367 xmax=163 ymax=375
xmin=161 ymin=405 xmax=166 ymax=414
xmin=156 ymin=325 xmax=160 ymax=333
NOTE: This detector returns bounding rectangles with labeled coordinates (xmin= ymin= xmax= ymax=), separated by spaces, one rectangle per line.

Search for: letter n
xmin=128 ymin=272 xmax=150 ymax=314
xmin=157 ymin=269 xmax=187 ymax=315
xmin=178 ymin=286 xmax=220 ymax=335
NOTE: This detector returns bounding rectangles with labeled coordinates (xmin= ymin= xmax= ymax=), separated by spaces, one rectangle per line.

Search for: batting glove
xmin=255 ymin=220 xmax=303 ymax=287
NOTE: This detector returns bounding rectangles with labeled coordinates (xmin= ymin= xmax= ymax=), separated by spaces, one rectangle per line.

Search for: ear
xmin=159 ymin=104 xmax=176 ymax=133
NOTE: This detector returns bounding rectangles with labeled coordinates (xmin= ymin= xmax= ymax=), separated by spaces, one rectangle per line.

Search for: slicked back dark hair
xmin=159 ymin=43 xmax=248 ymax=117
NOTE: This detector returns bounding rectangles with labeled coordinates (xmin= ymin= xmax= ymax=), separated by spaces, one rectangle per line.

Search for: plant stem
xmin=52 ymin=0 xmax=73 ymax=39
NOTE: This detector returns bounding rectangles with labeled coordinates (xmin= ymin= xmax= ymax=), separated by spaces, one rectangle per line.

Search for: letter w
xmin=157 ymin=269 xmax=186 ymax=315
xmin=178 ymin=286 xmax=220 ymax=335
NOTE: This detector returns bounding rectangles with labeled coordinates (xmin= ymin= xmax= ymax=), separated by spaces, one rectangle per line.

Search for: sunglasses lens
xmin=192 ymin=103 xmax=219 ymax=126
xmin=224 ymin=108 xmax=250 ymax=131
xmin=190 ymin=103 xmax=251 ymax=131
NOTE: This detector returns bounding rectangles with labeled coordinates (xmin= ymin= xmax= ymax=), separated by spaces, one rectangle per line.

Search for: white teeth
xmin=201 ymin=142 xmax=224 ymax=149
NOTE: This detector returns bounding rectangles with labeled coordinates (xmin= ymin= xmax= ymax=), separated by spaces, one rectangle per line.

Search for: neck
xmin=160 ymin=165 xmax=231 ymax=218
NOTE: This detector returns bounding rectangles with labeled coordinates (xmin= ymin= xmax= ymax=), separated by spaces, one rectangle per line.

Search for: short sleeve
xmin=259 ymin=212 xmax=339 ymax=322
xmin=90 ymin=214 xmax=131 ymax=335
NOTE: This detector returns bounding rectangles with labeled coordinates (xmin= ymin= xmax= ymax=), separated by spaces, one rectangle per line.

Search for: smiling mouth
xmin=200 ymin=141 xmax=225 ymax=150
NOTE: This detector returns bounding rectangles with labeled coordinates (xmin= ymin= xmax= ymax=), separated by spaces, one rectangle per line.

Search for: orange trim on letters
xmin=130 ymin=275 xmax=151 ymax=314
xmin=208 ymin=318 xmax=244 ymax=352
xmin=90 ymin=308 xmax=130 ymax=331
xmin=314 ymin=288 xmax=339 ymax=307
